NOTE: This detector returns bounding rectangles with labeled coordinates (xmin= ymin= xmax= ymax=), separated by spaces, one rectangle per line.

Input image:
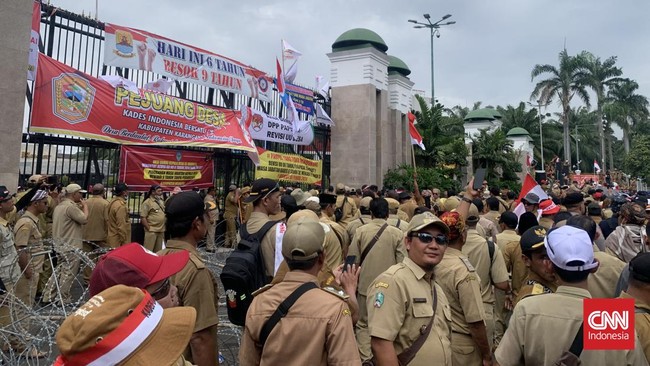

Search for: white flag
xmin=315 ymin=76 xmax=330 ymax=100
xmin=285 ymin=62 xmax=298 ymax=84
xmin=144 ymin=78 xmax=173 ymax=93
xmin=315 ymin=103 xmax=334 ymax=126
xmin=285 ymin=94 xmax=310 ymax=133
xmin=282 ymin=39 xmax=302 ymax=61
xmin=100 ymin=75 xmax=139 ymax=94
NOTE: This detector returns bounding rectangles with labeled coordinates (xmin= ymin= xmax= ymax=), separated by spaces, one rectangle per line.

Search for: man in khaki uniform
xmin=42 ymin=183 xmax=88 ymax=304
xmin=239 ymin=186 xmax=253 ymax=224
xmin=495 ymin=225 xmax=648 ymax=365
xmin=538 ymin=199 xmax=560 ymax=229
xmin=386 ymin=198 xmax=409 ymax=231
xmin=368 ymin=212 xmax=453 ymax=365
xmin=334 ymin=184 xmax=358 ymax=229
xmin=494 ymin=212 xmax=519 ymax=344
xmin=348 ymin=197 xmax=407 ymax=361
xmin=620 ymin=252 xmax=650 ymax=362
xmin=243 ymin=179 xmax=282 ymax=280
xmin=496 ymin=212 xmax=519 ymax=251
xmin=319 ymin=193 xmax=351 ymax=258
xmin=463 ymin=210 xmax=510 ymax=351
xmin=158 ymin=191 xmax=219 ymax=366
xmin=140 ymin=185 xmax=166 ymax=252
xmin=223 ymin=184 xmax=239 ymax=248
xmin=473 ymin=199 xmax=499 ymax=243
xmin=106 ymin=183 xmax=131 ymax=248
xmin=37 ymin=184 xmax=60 ymax=296
xmin=512 ymin=226 xmax=557 ymax=307
xmin=434 ymin=210 xmax=491 ymax=366
xmin=346 ymin=196 xmax=372 ymax=240
xmin=82 ymin=183 xmax=109 ymax=283
xmin=203 ymin=187 xmax=218 ymax=252
xmin=482 ymin=197 xmax=501 ymax=231
xmin=239 ymin=216 xmax=360 ymax=366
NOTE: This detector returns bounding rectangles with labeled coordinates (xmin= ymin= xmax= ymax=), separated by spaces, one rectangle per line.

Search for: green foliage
xmin=383 ymin=164 xmax=460 ymax=192
xmin=624 ymin=135 xmax=650 ymax=182
xmin=471 ymin=128 xmax=522 ymax=186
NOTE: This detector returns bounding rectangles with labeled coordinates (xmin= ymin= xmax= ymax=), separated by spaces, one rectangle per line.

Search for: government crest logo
xmin=52 ymin=73 xmax=95 ymax=125
xmin=114 ymin=29 xmax=135 ymax=58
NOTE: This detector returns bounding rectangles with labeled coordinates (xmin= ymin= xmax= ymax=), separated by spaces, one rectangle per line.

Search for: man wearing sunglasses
xmin=368 ymin=211 xmax=452 ymax=365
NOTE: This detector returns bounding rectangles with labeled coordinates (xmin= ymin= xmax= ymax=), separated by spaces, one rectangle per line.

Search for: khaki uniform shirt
xmin=513 ymin=271 xmax=556 ymax=306
xmin=396 ymin=209 xmax=410 ymax=223
xmin=478 ymin=217 xmax=499 ymax=241
xmin=621 ymin=292 xmax=650 ymax=362
xmin=386 ymin=215 xmax=409 ymax=233
xmin=502 ymin=239 xmax=528 ymax=293
xmin=462 ymin=229 xmax=509 ymax=304
xmin=224 ymin=191 xmax=238 ymax=218
xmin=82 ymin=195 xmax=109 ymax=241
xmin=348 ymin=219 xmax=406 ymax=297
xmin=589 ymin=249 xmax=626 ymax=298
xmin=239 ymin=271 xmax=360 ymax=366
xmin=399 ymin=201 xmax=418 ymax=221
xmin=481 ymin=210 xmax=501 ymax=231
xmin=496 ymin=286 xmax=648 ymax=365
xmin=0 ymin=217 xmax=20 ymax=286
xmin=52 ymin=198 xmax=87 ymax=248
xmin=496 ymin=196 xmax=510 ymax=213
xmin=14 ymin=211 xmax=43 ymax=252
xmin=320 ymin=224 xmax=344 ymax=273
xmin=346 ymin=214 xmax=372 ymax=240
xmin=44 ymin=195 xmax=57 ymax=239
xmin=539 ymin=216 xmax=554 ymax=230
xmin=140 ymin=197 xmax=166 ymax=232
xmin=433 ymin=247 xmax=485 ymax=335
xmin=106 ymin=197 xmax=131 ymax=248
xmin=496 ymin=229 xmax=519 ymax=251
xmin=204 ymin=194 xmax=218 ymax=224
xmin=321 ymin=216 xmax=350 ymax=259
xmin=335 ymin=195 xmax=358 ymax=228
xmin=367 ymin=258 xmax=452 ymax=366
xmin=246 ymin=211 xmax=279 ymax=279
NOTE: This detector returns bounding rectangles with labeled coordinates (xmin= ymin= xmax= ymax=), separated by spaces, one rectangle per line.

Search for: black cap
xmin=114 ymin=183 xmax=129 ymax=195
xmin=520 ymin=225 xmax=547 ymax=252
xmin=0 ymin=186 xmax=15 ymax=202
xmin=319 ymin=193 xmax=337 ymax=205
xmin=398 ymin=191 xmax=412 ymax=200
xmin=562 ymin=192 xmax=584 ymax=206
xmin=281 ymin=195 xmax=298 ymax=209
xmin=630 ymin=252 xmax=650 ymax=283
xmin=587 ymin=202 xmax=601 ymax=216
xmin=244 ymin=178 xmax=279 ymax=204
xmin=150 ymin=184 xmax=161 ymax=191
xmin=165 ymin=191 xmax=205 ymax=220
xmin=499 ymin=211 xmax=518 ymax=228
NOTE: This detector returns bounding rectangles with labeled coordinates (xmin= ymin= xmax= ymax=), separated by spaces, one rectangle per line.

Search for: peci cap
xmin=65 ymin=183 xmax=87 ymax=194
xmin=499 ymin=211 xmax=518 ymax=228
xmin=318 ymin=192 xmax=337 ymax=205
xmin=629 ymin=252 xmax=650 ymax=283
xmin=55 ymin=285 xmax=195 ymax=366
xmin=407 ymin=211 xmax=450 ymax=235
xmin=562 ymin=192 xmax=584 ymax=206
xmin=545 ymin=225 xmax=598 ymax=272
xmin=165 ymin=191 xmax=207 ymax=220
xmin=359 ymin=196 xmax=373 ymax=209
xmin=89 ymin=243 xmax=190 ymax=297
xmin=587 ymin=202 xmax=602 ymax=216
xmin=540 ymin=199 xmax=560 ymax=215
xmin=523 ymin=192 xmax=541 ymax=205
xmin=114 ymin=183 xmax=129 ymax=195
xmin=282 ymin=217 xmax=325 ymax=261
xmin=290 ymin=188 xmax=311 ymax=206
xmin=520 ymin=225 xmax=547 ymax=252
xmin=398 ymin=191 xmax=412 ymax=201
xmin=244 ymin=178 xmax=279 ymax=204
xmin=150 ymin=184 xmax=161 ymax=191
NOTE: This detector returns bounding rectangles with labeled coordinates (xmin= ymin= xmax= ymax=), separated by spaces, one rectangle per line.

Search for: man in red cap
xmin=538 ymin=199 xmax=560 ymax=229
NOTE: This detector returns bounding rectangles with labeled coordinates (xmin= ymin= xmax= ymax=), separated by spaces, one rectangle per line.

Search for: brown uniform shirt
xmin=398 ymin=201 xmax=418 ymax=221
xmin=321 ymin=223 xmax=344 ymax=272
xmin=348 ymin=219 xmax=406 ymax=297
xmin=82 ymin=195 xmax=109 ymax=241
xmin=513 ymin=271 xmax=557 ymax=306
xmin=496 ymin=229 xmax=520 ymax=251
xmin=204 ymin=194 xmax=218 ymax=223
xmin=368 ymin=258 xmax=452 ymax=365
xmin=396 ymin=209 xmax=410 ymax=223
xmin=386 ymin=215 xmax=409 ymax=233
xmin=589 ymin=248 xmax=626 ymax=298
xmin=239 ymin=271 xmax=360 ymax=366
xmin=346 ymin=214 xmax=372 ymax=241
xmin=14 ymin=211 xmax=43 ymax=251
xmin=0 ymin=217 xmax=20 ymax=286
xmin=538 ymin=216 xmax=554 ymax=230
xmin=433 ymin=247 xmax=485 ymax=335
xmin=140 ymin=197 xmax=166 ymax=232
xmin=502 ymin=239 xmax=528 ymax=293
xmin=335 ymin=195 xmax=358 ymax=228
xmin=321 ymin=216 xmax=350 ymax=260
xmin=246 ymin=211 xmax=279 ymax=279
xmin=481 ymin=210 xmax=501 ymax=232
xmin=224 ymin=191 xmax=238 ymax=218
xmin=106 ymin=196 xmax=131 ymax=248
xmin=462 ymin=229 xmax=509 ymax=304
xmin=52 ymin=198 xmax=87 ymax=248
xmin=621 ymin=292 xmax=650 ymax=362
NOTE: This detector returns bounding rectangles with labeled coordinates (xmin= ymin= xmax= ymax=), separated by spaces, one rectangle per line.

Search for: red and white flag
xmin=144 ymin=78 xmax=173 ymax=94
xmin=594 ymin=159 xmax=602 ymax=173
xmin=408 ymin=112 xmax=425 ymax=150
xmin=512 ymin=174 xmax=549 ymax=219
xmin=526 ymin=153 xmax=532 ymax=167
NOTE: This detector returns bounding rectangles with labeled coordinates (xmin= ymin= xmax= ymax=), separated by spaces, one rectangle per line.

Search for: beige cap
xmin=65 ymin=183 xmax=87 ymax=194
xmin=466 ymin=204 xmax=480 ymax=224
xmin=406 ymin=212 xmax=450 ymax=235
xmin=290 ymin=188 xmax=311 ymax=206
xmin=444 ymin=196 xmax=460 ymax=212
xmin=386 ymin=198 xmax=400 ymax=210
xmin=335 ymin=183 xmax=345 ymax=192
xmin=28 ymin=174 xmax=47 ymax=183
xmin=360 ymin=196 xmax=373 ymax=209
xmin=282 ymin=217 xmax=325 ymax=261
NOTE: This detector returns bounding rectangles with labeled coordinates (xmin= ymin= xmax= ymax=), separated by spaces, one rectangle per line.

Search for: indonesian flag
xmin=512 ymin=174 xmax=549 ymax=219
xmin=239 ymin=105 xmax=260 ymax=165
xmin=594 ymin=159 xmax=602 ymax=173
xmin=526 ymin=153 xmax=532 ymax=167
xmin=144 ymin=78 xmax=173 ymax=94
xmin=408 ymin=112 xmax=425 ymax=150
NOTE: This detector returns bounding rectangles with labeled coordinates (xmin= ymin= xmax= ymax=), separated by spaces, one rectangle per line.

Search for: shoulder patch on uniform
xmin=374 ymin=282 xmax=389 ymax=289
xmin=531 ymin=283 xmax=544 ymax=295
xmin=342 ymin=308 xmax=351 ymax=317
xmin=188 ymin=253 xmax=205 ymax=269
xmin=321 ymin=286 xmax=349 ymax=300
xmin=252 ymin=284 xmax=273 ymax=296
xmin=460 ymin=257 xmax=475 ymax=271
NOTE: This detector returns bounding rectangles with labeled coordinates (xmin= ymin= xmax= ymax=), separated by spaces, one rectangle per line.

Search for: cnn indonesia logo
xmin=584 ymin=298 xmax=635 ymax=350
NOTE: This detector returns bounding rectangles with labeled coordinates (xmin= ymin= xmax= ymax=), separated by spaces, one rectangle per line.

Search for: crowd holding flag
xmin=408 ymin=112 xmax=425 ymax=151
xmin=512 ymin=174 xmax=549 ymax=218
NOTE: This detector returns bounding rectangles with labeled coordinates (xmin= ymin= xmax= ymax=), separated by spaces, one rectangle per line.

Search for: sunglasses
xmin=150 ymin=278 xmax=171 ymax=300
xmin=409 ymin=232 xmax=449 ymax=245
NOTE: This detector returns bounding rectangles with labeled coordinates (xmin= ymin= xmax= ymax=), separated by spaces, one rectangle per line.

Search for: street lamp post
xmin=408 ymin=14 xmax=455 ymax=106
xmin=528 ymin=100 xmax=550 ymax=171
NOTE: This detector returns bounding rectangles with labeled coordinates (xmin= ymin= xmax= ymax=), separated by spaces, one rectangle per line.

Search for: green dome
xmin=332 ymin=28 xmax=388 ymax=53
xmin=506 ymin=127 xmax=531 ymax=137
xmin=489 ymin=108 xmax=503 ymax=119
xmin=387 ymin=55 xmax=411 ymax=77
xmin=464 ymin=108 xmax=496 ymax=122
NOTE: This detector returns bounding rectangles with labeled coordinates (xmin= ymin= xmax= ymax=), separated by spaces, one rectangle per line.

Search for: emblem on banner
xmin=251 ymin=114 xmax=264 ymax=132
xmin=114 ymin=30 xmax=136 ymax=58
xmin=52 ymin=73 xmax=95 ymax=125
xmin=258 ymin=76 xmax=269 ymax=93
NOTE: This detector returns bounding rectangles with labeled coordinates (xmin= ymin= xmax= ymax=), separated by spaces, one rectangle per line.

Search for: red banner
xmin=119 ymin=145 xmax=214 ymax=191
xmin=31 ymin=53 xmax=257 ymax=152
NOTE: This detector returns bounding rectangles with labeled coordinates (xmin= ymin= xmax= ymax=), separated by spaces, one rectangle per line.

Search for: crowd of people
xmin=0 ymin=173 xmax=649 ymax=365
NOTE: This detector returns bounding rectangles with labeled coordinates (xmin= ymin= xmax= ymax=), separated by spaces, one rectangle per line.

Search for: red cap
xmin=540 ymin=199 xmax=560 ymax=215
xmin=89 ymin=243 xmax=189 ymax=297
xmin=593 ymin=192 xmax=603 ymax=200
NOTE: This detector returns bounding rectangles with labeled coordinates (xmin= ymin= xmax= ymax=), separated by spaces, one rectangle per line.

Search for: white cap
xmin=545 ymin=225 xmax=598 ymax=272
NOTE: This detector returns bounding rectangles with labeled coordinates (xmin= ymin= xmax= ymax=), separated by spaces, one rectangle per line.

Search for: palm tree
xmin=531 ymin=49 xmax=591 ymax=167
xmin=582 ymin=52 xmax=623 ymax=172
xmin=607 ymin=79 xmax=649 ymax=153
xmin=444 ymin=101 xmax=483 ymax=121
xmin=471 ymin=128 xmax=521 ymax=183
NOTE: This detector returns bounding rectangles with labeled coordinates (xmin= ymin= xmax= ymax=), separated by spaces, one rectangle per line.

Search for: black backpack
xmin=220 ymin=220 xmax=278 ymax=326
xmin=334 ymin=197 xmax=347 ymax=222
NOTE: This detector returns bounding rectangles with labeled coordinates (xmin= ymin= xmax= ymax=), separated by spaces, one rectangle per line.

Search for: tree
xmin=531 ymin=49 xmax=591 ymax=167
xmin=471 ymin=128 xmax=522 ymax=185
xmin=582 ymin=52 xmax=624 ymax=172
xmin=607 ymin=79 xmax=649 ymax=153
xmin=624 ymin=135 xmax=650 ymax=183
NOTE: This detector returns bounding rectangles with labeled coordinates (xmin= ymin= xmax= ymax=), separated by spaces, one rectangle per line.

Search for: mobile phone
xmin=343 ymin=255 xmax=356 ymax=272
xmin=473 ymin=168 xmax=486 ymax=191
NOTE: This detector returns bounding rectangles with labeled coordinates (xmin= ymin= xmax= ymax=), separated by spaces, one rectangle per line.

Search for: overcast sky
xmin=49 ymin=0 xmax=650 ymax=113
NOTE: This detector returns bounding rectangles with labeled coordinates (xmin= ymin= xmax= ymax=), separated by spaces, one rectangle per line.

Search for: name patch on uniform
xmin=374 ymin=282 xmax=389 ymax=289
xmin=374 ymin=292 xmax=384 ymax=308
xmin=413 ymin=298 xmax=427 ymax=303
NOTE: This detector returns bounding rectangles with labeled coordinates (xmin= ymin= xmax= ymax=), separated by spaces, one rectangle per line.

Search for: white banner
xmin=104 ymin=23 xmax=273 ymax=102
xmin=27 ymin=1 xmax=40 ymax=81
xmin=241 ymin=106 xmax=314 ymax=145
